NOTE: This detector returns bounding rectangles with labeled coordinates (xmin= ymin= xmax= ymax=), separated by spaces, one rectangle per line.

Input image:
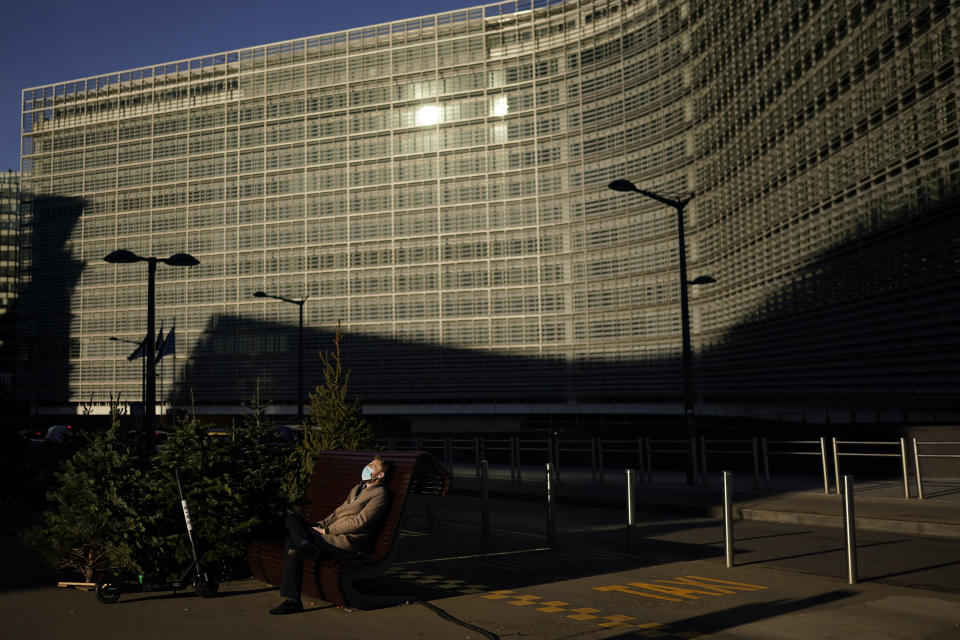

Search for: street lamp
xmin=104 ymin=249 xmax=199 ymax=433
xmin=253 ymin=291 xmax=307 ymax=423
xmin=608 ymin=179 xmax=715 ymax=418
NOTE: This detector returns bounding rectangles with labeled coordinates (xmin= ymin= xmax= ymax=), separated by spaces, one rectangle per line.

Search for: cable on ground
xmin=419 ymin=600 xmax=500 ymax=639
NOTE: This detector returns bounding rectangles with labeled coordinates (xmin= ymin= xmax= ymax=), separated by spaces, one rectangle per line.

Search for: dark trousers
xmin=279 ymin=513 xmax=340 ymax=600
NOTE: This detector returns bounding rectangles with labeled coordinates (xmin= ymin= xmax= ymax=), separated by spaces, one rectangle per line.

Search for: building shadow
xmin=14 ymin=181 xmax=959 ymax=438
xmin=13 ymin=195 xmax=86 ymax=424
xmin=173 ymin=192 xmax=960 ymax=437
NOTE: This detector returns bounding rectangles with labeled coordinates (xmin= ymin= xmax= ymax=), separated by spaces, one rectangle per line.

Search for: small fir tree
xmin=153 ymin=389 xmax=295 ymax=577
xmin=305 ymin=324 xmax=375 ymax=451
xmin=289 ymin=325 xmax=376 ymax=501
xmin=24 ymin=402 xmax=153 ymax=582
xmin=152 ymin=410 xmax=241 ymax=577
xmin=231 ymin=384 xmax=295 ymax=540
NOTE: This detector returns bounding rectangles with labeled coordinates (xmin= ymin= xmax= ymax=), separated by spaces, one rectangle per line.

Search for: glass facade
xmin=17 ymin=0 xmax=960 ymax=424
xmin=0 ymin=171 xmax=17 ymax=387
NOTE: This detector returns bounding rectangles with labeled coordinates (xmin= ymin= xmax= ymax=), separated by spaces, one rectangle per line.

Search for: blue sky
xmin=1 ymin=0 xmax=474 ymax=173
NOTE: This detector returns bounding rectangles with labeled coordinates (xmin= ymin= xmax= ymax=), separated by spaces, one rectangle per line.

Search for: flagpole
xmin=171 ymin=344 xmax=176 ymax=428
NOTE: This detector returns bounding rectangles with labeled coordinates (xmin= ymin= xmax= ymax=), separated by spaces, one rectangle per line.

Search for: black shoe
xmin=270 ymin=599 xmax=304 ymax=615
xmin=287 ymin=540 xmax=318 ymax=557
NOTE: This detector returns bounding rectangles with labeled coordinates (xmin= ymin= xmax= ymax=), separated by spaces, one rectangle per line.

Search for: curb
xmin=739 ymin=507 xmax=960 ymax=539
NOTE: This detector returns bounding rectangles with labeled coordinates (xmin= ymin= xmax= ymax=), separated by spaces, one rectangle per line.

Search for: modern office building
xmin=0 ymin=171 xmax=18 ymax=390
xmin=17 ymin=0 xmax=960 ymax=429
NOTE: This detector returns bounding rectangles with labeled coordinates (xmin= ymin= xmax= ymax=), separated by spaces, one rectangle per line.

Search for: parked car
xmin=44 ymin=425 xmax=74 ymax=444
xmin=21 ymin=427 xmax=45 ymax=444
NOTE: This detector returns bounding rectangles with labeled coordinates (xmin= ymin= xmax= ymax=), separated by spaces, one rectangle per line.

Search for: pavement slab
xmin=5 ymin=473 xmax=960 ymax=639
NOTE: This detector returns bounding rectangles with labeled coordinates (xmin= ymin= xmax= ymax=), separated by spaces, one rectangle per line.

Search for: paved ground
xmin=4 ymin=471 xmax=960 ymax=639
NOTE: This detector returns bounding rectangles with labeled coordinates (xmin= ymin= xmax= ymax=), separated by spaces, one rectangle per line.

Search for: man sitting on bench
xmin=270 ymin=455 xmax=393 ymax=615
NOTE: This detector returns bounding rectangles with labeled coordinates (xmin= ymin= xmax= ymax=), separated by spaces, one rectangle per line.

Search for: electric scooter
xmin=95 ymin=469 xmax=219 ymax=603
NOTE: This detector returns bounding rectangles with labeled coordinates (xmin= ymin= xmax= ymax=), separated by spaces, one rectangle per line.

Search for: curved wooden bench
xmin=248 ymin=450 xmax=449 ymax=609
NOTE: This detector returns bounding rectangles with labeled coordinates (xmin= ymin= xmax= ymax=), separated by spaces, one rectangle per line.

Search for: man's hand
xmin=312 ymin=526 xmax=327 ymax=535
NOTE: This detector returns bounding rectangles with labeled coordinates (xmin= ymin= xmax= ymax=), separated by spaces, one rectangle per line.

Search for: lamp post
xmin=104 ymin=249 xmax=199 ymax=434
xmin=253 ymin=291 xmax=307 ymax=423
xmin=608 ymin=179 xmax=715 ymax=418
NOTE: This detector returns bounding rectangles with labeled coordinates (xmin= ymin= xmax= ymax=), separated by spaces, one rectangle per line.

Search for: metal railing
xmin=762 ymin=438 xmax=830 ymax=493
xmin=379 ymin=433 xmax=952 ymax=499
xmin=912 ymin=439 xmax=960 ymax=499
xmin=700 ymin=438 xmax=766 ymax=489
xmin=831 ymin=437 xmax=910 ymax=498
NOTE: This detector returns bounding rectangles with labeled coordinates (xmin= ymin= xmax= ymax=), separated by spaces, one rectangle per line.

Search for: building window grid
xmin=18 ymin=0 xmax=960 ymax=405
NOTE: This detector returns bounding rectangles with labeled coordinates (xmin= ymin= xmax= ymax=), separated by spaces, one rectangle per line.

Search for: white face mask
xmin=362 ymin=465 xmax=374 ymax=482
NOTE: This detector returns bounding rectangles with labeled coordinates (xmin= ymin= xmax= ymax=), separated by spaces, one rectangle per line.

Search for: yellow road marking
xmin=507 ymin=594 xmax=542 ymax=606
xmin=685 ymin=575 xmax=768 ymax=590
xmin=594 ymin=584 xmax=682 ymax=602
xmin=565 ymin=607 xmax=602 ymax=620
xmin=626 ymin=581 xmax=726 ymax=599
xmin=598 ymin=614 xmax=636 ymax=628
xmin=476 ymin=575 xmax=766 ymax=638
xmin=536 ymin=600 xmax=569 ymax=612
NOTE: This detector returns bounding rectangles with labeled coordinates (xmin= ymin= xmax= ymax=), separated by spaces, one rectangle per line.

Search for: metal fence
xmin=912 ymin=439 xmax=960 ymax=499
xmin=380 ymin=433 xmax=958 ymax=499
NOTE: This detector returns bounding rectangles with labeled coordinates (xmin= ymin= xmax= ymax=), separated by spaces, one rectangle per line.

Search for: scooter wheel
xmin=95 ymin=574 xmax=121 ymax=604
xmin=194 ymin=571 xmax=219 ymax=598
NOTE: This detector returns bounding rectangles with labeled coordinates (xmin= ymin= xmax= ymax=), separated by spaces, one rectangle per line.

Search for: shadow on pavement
xmin=350 ymin=518 xmax=728 ymax=603
xmin=112 ymin=584 xmax=279 ymax=605
xmin=739 ymin=538 xmax=909 ymax=565
xmin=604 ymin=590 xmax=856 ymax=638
xmin=869 ymin=559 xmax=960 ymax=581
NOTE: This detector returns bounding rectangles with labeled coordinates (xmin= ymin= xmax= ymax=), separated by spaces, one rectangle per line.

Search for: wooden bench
xmin=248 ymin=450 xmax=449 ymax=609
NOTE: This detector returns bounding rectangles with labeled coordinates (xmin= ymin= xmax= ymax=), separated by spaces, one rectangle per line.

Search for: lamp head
xmin=104 ymin=249 xmax=140 ymax=264
xmin=162 ymin=253 xmax=199 ymax=267
xmin=689 ymin=275 xmax=717 ymax=285
xmin=608 ymin=179 xmax=638 ymax=193
xmin=252 ymin=291 xmax=267 ymax=298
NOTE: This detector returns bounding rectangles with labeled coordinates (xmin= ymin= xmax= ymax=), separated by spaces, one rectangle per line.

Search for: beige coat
xmin=315 ymin=482 xmax=390 ymax=552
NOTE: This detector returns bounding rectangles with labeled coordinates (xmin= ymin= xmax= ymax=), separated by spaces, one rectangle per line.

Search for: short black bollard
xmin=626 ymin=469 xmax=636 ymax=554
xmin=480 ymin=459 xmax=490 ymax=537
xmin=545 ymin=462 xmax=555 ymax=546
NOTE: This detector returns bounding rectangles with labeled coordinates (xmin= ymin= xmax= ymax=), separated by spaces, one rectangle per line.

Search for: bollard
xmin=699 ymin=437 xmax=708 ymax=486
xmin=426 ymin=493 xmax=435 ymax=531
xmin=913 ymin=437 xmax=924 ymax=499
xmin=480 ymin=459 xmax=490 ymax=537
xmin=820 ymin=436 xmax=830 ymax=495
xmin=900 ymin=437 xmax=910 ymax=499
xmin=545 ymin=462 xmax=555 ymax=546
xmin=832 ymin=437 xmax=841 ymax=495
xmin=722 ymin=470 xmax=734 ymax=568
xmin=626 ymin=469 xmax=636 ymax=554
xmin=688 ymin=438 xmax=698 ymax=486
xmin=751 ymin=438 xmax=761 ymax=490
xmin=842 ymin=475 xmax=858 ymax=584
xmin=761 ymin=437 xmax=770 ymax=490
xmin=644 ymin=436 xmax=653 ymax=484
xmin=637 ymin=437 xmax=646 ymax=484
xmin=475 ymin=436 xmax=482 ymax=478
